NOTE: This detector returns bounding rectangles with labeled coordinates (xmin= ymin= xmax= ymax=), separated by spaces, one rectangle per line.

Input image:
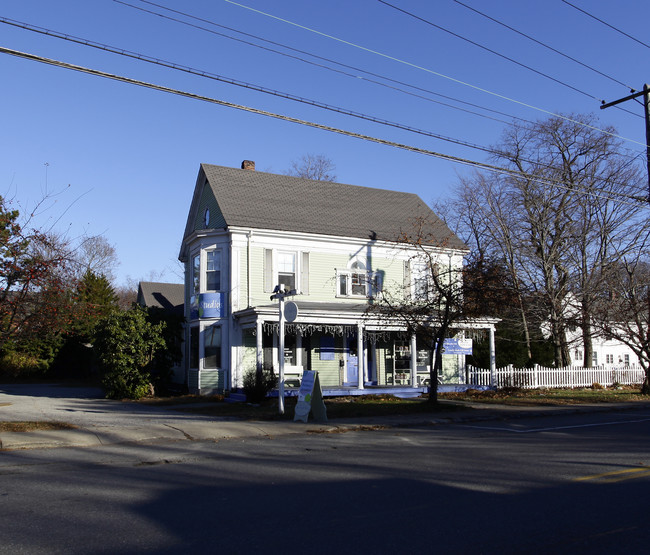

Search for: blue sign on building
xmin=190 ymin=293 xmax=226 ymax=319
xmin=442 ymin=338 xmax=473 ymax=355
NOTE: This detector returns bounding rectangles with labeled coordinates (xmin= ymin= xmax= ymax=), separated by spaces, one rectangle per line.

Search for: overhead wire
xmin=0 ymin=16 xmax=518 ymax=159
xmin=115 ymin=0 xmax=528 ymax=128
xmin=453 ymin=0 xmax=642 ymax=120
xmin=561 ymin=0 xmax=650 ymax=50
xmin=118 ymin=0 xmax=643 ymax=164
xmin=223 ymin=0 xmax=646 ymax=148
xmin=5 ymin=15 xmax=641 ymax=172
xmin=378 ymin=0 xmax=601 ymax=102
xmin=0 ymin=46 xmax=645 ymax=207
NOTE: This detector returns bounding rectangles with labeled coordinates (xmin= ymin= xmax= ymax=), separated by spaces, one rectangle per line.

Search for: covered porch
xmin=232 ymin=301 xmax=498 ymax=394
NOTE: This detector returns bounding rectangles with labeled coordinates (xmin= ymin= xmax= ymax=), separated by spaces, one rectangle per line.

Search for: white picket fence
xmin=466 ymin=364 xmax=646 ymax=389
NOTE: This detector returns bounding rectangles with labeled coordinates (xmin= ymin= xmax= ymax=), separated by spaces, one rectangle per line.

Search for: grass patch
xmin=440 ymin=385 xmax=649 ymax=406
xmin=142 ymin=393 xmax=461 ymax=420
xmin=0 ymin=421 xmax=78 ymax=433
xmin=138 ymin=386 xmax=650 ymax=420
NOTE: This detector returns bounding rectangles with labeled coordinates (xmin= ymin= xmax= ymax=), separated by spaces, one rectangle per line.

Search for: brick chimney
xmin=241 ymin=160 xmax=255 ymax=171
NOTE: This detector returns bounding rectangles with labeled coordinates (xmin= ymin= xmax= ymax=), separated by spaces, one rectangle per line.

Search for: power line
xmin=115 ymin=0 xmax=527 ymax=128
xmin=378 ymin=0 xmax=602 ymax=102
xmin=453 ymin=0 xmax=642 ymax=120
xmin=6 ymin=15 xmax=641 ymax=173
xmin=223 ymin=0 xmax=646 ymax=148
xmin=561 ymin=0 xmax=650 ymax=50
xmin=1 ymin=46 xmax=644 ymax=207
xmin=0 ymin=16 xmax=513 ymax=159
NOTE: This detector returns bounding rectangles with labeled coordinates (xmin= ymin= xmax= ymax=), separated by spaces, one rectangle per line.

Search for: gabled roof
xmin=137 ymin=282 xmax=184 ymax=316
xmin=182 ymin=163 xmax=467 ymax=250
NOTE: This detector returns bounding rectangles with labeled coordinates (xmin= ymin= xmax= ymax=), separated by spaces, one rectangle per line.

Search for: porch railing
xmin=466 ymin=364 xmax=645 ymax=389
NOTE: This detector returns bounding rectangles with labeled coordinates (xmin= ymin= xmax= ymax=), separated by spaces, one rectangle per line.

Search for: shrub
xmin=0 ymin=350 xmax=47 ymax=379
xmin=242 ymin=366 xmax=278 ymax=404
xmin=94 ymin=307 xmax=166 ymax=400
xmin=592 ymin=382 xmax=604 ymax=390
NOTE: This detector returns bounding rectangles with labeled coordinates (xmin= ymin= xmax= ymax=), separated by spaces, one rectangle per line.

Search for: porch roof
xmin=233 ymin=301 xmax=499 ymax=331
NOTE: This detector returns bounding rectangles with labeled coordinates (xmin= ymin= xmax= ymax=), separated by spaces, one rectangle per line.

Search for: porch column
xmin=489 ymin=326 xmax=496 ymax=388
xmin=410 ymin=333 xmax=417 ymax=388
xmin=357 ymin=323 xmax=365 ymax=390
xmin=256 ymin=319 xmax=263 ymax=374
xmin=296 ymin=331 xmax=303 ymax=368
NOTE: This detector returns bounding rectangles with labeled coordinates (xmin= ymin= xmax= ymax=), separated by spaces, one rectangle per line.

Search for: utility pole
xmin=600 ymin=84 xmax=650 ymax=200
xmin=270 ymin=285 xmax=296 ymax=415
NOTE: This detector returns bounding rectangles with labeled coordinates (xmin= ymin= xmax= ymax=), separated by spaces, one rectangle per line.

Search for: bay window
xmin=204 ymin=325 xmax=222 ymax=369
xmin=206 ymin=250 xmax=221 ymax=291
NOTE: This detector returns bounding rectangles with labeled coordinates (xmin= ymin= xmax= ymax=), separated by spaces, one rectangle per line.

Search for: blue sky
xmin=2 ymin=0 xmax=648 ymax=286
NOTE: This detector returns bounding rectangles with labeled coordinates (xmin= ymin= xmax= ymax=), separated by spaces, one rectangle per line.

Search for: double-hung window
xmin=192 ymin=254 xmax=200 ymax=297
xmin=277 ymin=252 xmax=296 ymax=291
xmin=206 ymin=250 xmax=221 ymax=291
xmin=338 ymin=261 xmax=381 ymax=298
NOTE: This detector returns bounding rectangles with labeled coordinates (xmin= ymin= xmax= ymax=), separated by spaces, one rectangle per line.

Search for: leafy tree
xmin=51 ymin=270 xmax=119 ymax=377
xmin=286 ymin=154 xmax=337 ymax=182
xmin=94 ymin=307 xmax=166 ymax=399
xmin=0 ymin=197 xmax=72 ymax=366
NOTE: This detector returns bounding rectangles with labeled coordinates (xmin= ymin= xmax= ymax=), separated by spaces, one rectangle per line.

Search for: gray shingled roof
xmin=137 ymin=282 xmax=184 ymax=316
xmin=197 ymin=164 xmax=467 ymax=249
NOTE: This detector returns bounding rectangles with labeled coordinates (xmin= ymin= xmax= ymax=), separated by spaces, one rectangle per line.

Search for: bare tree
xmin=286 ymin=154 xmax=337 ymax=182
xmin=72 ymin=235 xmax=119 ymax=282
xmin=592 ymin=241 xmax=650 ymax=393
xmin=371 ymin=217 xmax=466 ymax=403
xmin=451 ymin=114 xmax=647 ymax=368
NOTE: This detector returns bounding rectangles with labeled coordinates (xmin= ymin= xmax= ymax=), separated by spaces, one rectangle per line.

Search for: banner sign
xmin=442 ymin=338 xmax=473 ymax=355
xmin=190 ymin=292 xmax=226 ymax=319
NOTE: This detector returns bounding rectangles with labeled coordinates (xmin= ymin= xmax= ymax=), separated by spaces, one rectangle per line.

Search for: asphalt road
xmin=1 ymin=399 xmax=649 ymax=554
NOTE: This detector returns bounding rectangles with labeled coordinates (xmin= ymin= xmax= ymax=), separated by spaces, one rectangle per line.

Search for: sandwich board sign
xmin=294 ymin=370 xmax=327 ymax=423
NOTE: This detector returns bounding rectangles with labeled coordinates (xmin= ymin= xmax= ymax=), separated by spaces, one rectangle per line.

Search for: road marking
xmin=575 ymin=467 xmax=650 ymax=483
xmin=463 ymin=416 xmax=650 ymax=434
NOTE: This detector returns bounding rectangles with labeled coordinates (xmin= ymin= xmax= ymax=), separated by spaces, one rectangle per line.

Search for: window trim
xmin=203 ymin=324 xmax=222 ymax=370
xmin=336 ymin=262 xmax=382 ymax=299
xmin=205 ymin=249 xmax=222 ymax=292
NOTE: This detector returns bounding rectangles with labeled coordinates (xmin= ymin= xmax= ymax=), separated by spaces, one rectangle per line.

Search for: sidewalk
xmin=2 ymin=383 xmax=649 ymax=451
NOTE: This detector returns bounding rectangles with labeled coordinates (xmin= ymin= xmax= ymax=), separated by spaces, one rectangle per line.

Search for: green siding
xmin=310 ymin=333 xmax=344 ymax=387
xmin=241 ymin=329 xmax=257 ymax=374
xmin=195 ymin=183 xmax=226 ymax=231
xmin=248 ymin=247 xmax=406 ymax=304
xmin=200 ymin=369 xmax=225 ymax=391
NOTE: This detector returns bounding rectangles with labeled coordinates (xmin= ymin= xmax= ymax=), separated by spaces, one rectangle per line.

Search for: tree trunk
xmin=427 ymin=336 xmax=441 ymax=404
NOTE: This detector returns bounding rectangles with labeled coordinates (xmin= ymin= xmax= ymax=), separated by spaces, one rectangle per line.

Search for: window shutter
xmin=301 ymin=252 xmax=310 ymax=295
xmin=404 ymin=260 xmax=411 ymax=299
xmin=264 ymin=249 xmax=274 ymax=293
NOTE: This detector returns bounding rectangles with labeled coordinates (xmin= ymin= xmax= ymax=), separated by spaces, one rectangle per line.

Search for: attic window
xmin=203 ymin=208 xmax=210 ymax=228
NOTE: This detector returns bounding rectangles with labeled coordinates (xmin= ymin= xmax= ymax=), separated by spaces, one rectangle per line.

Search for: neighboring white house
xmin=566 ymin=328 xmax=640 ymax=368
xmin=178 ymin=161 xmax=498 ymax=395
